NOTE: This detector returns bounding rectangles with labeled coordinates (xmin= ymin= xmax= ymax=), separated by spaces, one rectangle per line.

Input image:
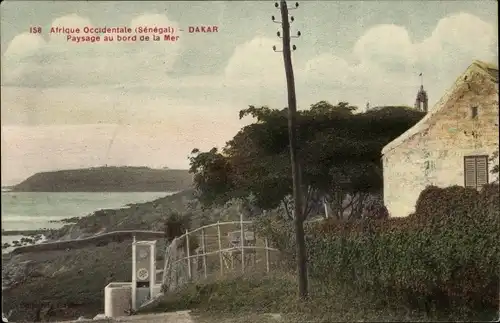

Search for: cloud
xmin=1 ymin=11 xmax=497 ymax=122
xmin=2 ymin=13 xmax=182 ymax=87
xmin=353 ymin=24 xmax=417 ymax=68
xmin=224 ymin=37 xmax=284 ymax=85
xmin=3 ymin=33 xmax=46 ymax=57
xmin=298 ymin=12 xmax=497 ymax=108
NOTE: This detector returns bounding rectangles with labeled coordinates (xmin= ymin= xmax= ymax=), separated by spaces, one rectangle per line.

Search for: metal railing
xmin=161 ymin=218 xmax=279 ymax=291
xmin=10 ymin=230 xmax=165 ymax=255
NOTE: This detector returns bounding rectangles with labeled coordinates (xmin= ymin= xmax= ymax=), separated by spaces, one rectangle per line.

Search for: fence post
xmin=265 ymin=238 xmax=270 ymax=273
xmin=186 ymin=229 xmax=191 ymax=280
xmin=240 ymin=212 xmax=245 ymax=273
xmin=201 ymin=228 xmax=207 ymax=278
xmin=162 ymin=238 xmax=172 ymax=286
xmin=217 ymin=221 xmax=223 ymax=276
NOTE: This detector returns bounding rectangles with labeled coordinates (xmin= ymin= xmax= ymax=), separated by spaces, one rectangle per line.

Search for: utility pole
xmin=272 ymin=0 xmax=308 ymax=299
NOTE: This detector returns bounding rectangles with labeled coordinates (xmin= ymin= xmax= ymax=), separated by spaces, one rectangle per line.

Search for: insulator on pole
xmin=288 ymin=2 xmax=299 ymax=10
xmin=271 ymin=15 xmax=281 ymax=23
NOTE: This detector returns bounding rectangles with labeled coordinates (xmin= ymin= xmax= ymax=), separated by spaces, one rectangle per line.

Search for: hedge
xmin=257 ymin=184 xmax=500 ymax=317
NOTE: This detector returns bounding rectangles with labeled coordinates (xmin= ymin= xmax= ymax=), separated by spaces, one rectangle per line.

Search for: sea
xmin=1 ymin=190 xmax=173 ymax=253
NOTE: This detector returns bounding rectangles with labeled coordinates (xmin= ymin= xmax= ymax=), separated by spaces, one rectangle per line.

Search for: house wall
xmin=383 ymin=68 xmax=499 ymax=217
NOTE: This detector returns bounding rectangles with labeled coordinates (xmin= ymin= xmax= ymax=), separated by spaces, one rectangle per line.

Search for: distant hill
xmin=10 ymin=166 xmax=193 ymax=192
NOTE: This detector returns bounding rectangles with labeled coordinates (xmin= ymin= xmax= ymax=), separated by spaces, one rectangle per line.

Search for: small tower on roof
xmin=414 ymin=72 xmax=428 ymax=113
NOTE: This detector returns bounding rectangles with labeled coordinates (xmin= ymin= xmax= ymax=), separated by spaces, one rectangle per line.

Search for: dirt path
xmin=57 ymin=311 xmax=194 ymax=323
xmin=56 ymin=311 xmax=283 ymax=323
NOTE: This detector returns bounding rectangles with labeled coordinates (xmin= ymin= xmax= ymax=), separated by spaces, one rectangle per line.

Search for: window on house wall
xmin=464 ymin=155 xmax=489 ymax=190
xmin=470 ymin=106 xmax=478 ymax=119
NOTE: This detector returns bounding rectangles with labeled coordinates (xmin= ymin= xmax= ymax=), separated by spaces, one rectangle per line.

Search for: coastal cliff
xmin=10 ymin=166 xmax=193 ymax=192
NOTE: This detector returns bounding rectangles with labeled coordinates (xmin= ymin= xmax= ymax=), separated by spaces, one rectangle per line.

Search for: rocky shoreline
xmin=1 ymin=190 xmax=198 ymax=322
xmin=1 ymin=218 xmax=80 ymax=251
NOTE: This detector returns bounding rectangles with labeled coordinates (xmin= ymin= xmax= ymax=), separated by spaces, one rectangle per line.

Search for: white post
xmin=217 ymin=221 xmax=223 ymax=275
xmin=131 ymin=240 xmax=137 ymax=311
xmin=149 ymin=241 xmax=156 ymax=298
xmin=201 ymin=228 xmax=207 ymax=278
xmin=265 ymin=238 xmax=270 ymax=273
xmin=240 ymin=212 xmax=245 ymax=273
xmin=186 ymin=229 xmax=191 ymax=280
xmin=161 ymin=242 xmax=169 ymax=287
xmin=323 ymin=196 xmax=329 ymax=219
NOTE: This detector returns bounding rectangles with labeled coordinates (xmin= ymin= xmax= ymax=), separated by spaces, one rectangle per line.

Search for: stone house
xmin=382 ymin=60 xmax=499 ymax=217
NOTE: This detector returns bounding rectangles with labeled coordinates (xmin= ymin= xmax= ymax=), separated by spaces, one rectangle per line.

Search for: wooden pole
xmin=217 ymin=221 xmax=223 ymax=276
xmin=186 ymin=229 xmax=191 ymax=280
xmin=265 ymin=238 xmax=270 ymax=273
xmin=279 ymin=0 xmax=308 ymax=298
xmin=240 ymin=212 xmax=245 ymax=273
xmin=201 ymin=228 xmax=207 ymax=278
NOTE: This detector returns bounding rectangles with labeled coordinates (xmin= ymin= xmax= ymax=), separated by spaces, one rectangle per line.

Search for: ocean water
xmin=1 ymin=191 xmax=173 ymax=250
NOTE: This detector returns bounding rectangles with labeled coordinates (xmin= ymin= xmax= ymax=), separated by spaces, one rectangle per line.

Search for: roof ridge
xmin=382 ymin=60 xmax=498 ymax=155
xmin=472 ymin=60 xmax=498 ymax=71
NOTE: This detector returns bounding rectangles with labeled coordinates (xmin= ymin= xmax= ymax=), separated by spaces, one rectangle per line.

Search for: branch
xmin=282 ymin=198 xmax=293 ymax=220
xmin=327 ymin=190 xmax=346 ymax=219
xmin=347 ymin=192 xmax=369 ymax=220
xmin=341 ymin=194 xmax=355 ymax=220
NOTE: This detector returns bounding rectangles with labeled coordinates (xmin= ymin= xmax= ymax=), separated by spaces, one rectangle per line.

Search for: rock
xmin=2 ymin=258 xmax=34 ymax=290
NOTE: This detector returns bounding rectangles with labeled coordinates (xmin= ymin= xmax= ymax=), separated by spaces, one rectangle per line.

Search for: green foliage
xmin=164 ymin=210 xmax=200 ymax=252
xmin=490 ymin=150 xmax=499 ymax=180
xmin=189 ymin=101 xmax=424 ymax=218
xmin=164 ymin=211 xmax=191 ymax=242
xmin=258 ymin=184 xmax=500 ymax=320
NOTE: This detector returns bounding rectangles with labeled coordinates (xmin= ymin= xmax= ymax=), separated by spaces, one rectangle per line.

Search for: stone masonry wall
xmin=384 ymin=67 xmax=499 ymax=217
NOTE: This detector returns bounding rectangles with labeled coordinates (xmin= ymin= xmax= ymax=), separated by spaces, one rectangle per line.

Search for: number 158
xmin=30 ymin=27 xmax=42 ymax=33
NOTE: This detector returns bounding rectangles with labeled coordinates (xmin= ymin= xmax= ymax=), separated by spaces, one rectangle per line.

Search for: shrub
xmin=164 ymin=211 xmax=190 ymax=242
xmin=258 ymin=184 xmax=500 ymax=320
xmin=164 ymin=211 xmax=199 ymax=253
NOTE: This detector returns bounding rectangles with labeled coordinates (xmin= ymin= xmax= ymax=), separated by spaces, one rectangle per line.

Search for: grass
xmin=3 ymin=239 xmax=167 ymax=322
xmin=1 ymin=190 xmax=260 ymax=322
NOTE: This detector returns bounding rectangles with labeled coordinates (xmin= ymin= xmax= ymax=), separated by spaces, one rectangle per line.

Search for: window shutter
xmin=475 ymin=156 xmax=488 ymax=188
xmin=464 ymin=157 xmax=477 ymax=188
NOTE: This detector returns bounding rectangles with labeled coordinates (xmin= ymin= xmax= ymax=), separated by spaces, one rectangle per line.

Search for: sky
xmin=1 ymin=0 xmax=498 ymax=185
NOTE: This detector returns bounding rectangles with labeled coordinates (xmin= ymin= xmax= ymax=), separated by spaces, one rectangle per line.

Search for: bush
xmin=258 ymin=184 xmax=500 ymax=320
xmin=164 ymin=211 xmax=201 ymax=255
xmin=164 ymin=211 xmax=191 ymax=242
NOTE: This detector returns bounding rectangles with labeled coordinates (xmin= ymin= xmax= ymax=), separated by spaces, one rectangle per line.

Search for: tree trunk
xmin=280 ymin=0 xmax=308 ymax=299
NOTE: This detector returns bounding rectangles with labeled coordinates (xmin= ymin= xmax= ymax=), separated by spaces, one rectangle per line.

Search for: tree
xmin=188 ymin=148 xmax=236 ymax=208
xmin=189 ymin=104 xmax=424 ymax=218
